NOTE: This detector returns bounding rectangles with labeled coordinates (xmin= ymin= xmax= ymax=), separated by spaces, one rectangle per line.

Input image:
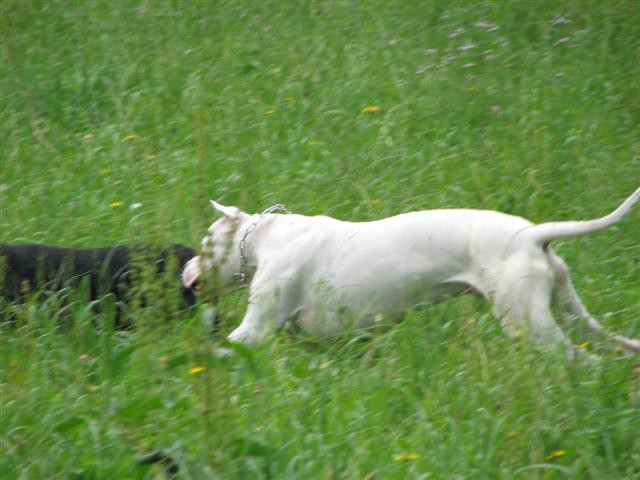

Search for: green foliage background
xmin=1 ymin=1 xmax=639 ymax=478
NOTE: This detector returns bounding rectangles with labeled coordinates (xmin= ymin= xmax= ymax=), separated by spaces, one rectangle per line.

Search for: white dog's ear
xmin=210 ymin=200 xmax=239 ymax=217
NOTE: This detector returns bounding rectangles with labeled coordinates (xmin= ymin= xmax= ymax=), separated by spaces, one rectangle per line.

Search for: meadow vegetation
xmin=1 ymin=0 xmax=639 ymax=478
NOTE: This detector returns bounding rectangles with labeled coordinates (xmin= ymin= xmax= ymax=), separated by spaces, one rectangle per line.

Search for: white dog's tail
xmin=526 ymin=187 xmax=640 ymax=247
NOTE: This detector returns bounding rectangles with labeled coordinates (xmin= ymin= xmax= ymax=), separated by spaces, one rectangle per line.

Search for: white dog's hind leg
xmin=548 ymin=251 xmax=640 ymax=354
xmin=492 ymin=257 xmax=577 ymax=359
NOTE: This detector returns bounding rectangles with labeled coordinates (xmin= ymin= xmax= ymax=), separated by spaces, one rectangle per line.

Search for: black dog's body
xmin=1 ymin=244 xmax=196 ymax=319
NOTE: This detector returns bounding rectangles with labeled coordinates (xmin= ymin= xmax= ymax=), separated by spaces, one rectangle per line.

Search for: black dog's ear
xmin=210 ymin=200 xmax=240 ymax=217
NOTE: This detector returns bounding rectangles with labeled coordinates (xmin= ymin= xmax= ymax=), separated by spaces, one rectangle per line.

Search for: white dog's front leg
xmin=227 ymin=303 xmax=276 ymax=347
xmin=228 ymin=264 xmax=301 ymax=347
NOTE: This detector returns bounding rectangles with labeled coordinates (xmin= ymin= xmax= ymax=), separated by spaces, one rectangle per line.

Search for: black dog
xmin=1 ymin=243 xmax=196 ymax=325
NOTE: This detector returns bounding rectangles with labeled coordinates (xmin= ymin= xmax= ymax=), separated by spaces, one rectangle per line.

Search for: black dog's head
xmin=1 ymin=243 xmax=198 ymax=314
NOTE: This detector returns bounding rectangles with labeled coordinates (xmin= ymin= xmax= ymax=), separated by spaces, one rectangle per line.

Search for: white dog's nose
xmin=182 ymin=256 xmax=201 ymax=289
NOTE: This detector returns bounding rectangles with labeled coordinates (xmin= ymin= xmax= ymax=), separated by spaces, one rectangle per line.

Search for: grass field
xmin=1 ymin=0 xmax=639 ymax=478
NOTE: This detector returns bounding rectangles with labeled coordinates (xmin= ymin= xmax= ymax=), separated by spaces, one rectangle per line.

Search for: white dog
xmin=183 ymin=189 xmax=640 ymax=357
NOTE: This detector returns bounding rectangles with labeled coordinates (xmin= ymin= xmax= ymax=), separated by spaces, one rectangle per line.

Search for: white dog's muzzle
xmin=182 ymin=256 xmax=201 ymax=290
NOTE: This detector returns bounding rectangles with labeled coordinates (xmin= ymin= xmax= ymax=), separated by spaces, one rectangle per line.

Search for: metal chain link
xmin=234 ymin=204 xmax=291 ymax=283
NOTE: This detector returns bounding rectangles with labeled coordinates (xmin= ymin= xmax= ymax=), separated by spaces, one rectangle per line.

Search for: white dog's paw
xmin=612 ymin=336 xmax=640 ymax=356
xmin=623 ymin=338 xmax=640 ymax=354
xmin=212 ymin=347 xmax=235 ymax=358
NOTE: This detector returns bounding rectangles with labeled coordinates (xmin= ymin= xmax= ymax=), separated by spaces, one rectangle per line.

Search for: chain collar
xmin=234 ymin=204 xmax=291 ymax=284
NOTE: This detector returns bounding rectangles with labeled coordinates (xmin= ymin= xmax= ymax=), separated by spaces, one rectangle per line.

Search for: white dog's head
xmin=182 ymin=201 xmax=251 ymax=292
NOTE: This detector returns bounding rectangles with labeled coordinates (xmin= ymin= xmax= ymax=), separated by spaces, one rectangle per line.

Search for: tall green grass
xmin=1 ymin=1 xmax=639 ymax=478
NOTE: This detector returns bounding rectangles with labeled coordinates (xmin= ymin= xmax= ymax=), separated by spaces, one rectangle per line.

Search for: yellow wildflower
xmin=579 ymin=341 xmax=591 ymax=348
xmin=362 ymin=105 xmax=380 ymax=113
xmin=546 ymin=449 xmax=567 ymax=460
xmin=109 ymin=201 xmax=125 ymax=208
xmin=188 ymin=366 xmax=206 ymax=375
xmin=393 ymin=452 xmax=420 ymax=462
